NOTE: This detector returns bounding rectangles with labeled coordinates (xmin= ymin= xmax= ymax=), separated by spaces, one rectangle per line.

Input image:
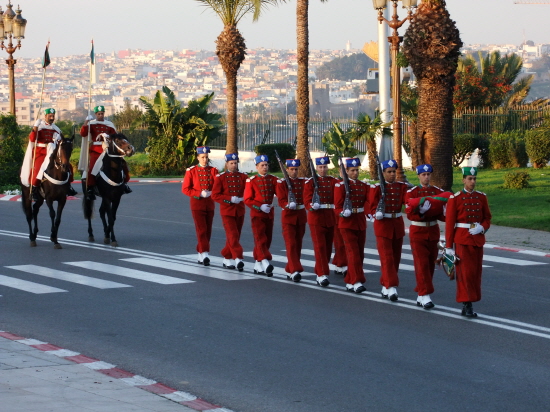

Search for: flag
xmin=90 ymin=40 xmax=95 ymax=65
xmin=42 ymin=42 xmax=50 ymax=68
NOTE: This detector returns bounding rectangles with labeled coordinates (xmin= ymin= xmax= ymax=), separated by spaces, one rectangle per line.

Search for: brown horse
xmin=82 ymin=133 xmax=134 ymax=246
xmin=21 ymin=136 xmax=75 ymax=249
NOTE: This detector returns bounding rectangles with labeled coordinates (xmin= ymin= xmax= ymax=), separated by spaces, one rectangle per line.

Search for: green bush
xmin=453 ymin=133 xmax=478 ymax=167
xmin=322 ymin=122 xmax=359 ymax=167
xmin=476 ymin=134 xmax=491 ymax=168
xmin=503 ymin=171 xmax=531 ymax=189
xmin=489 ymin=131 xmax=527 ymax=169
xmin=0 ymin=114 xmax=24 ymax=189
xmin=254 ymin=143 xmax=295 ymax=173
xmin=525 ymin=126 xmax=550 ymax=169
xmin=119 ymin=129 xmax=149 ymax=152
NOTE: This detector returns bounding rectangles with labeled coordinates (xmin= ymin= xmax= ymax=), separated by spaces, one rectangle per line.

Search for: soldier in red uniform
xmin=303 ymin=156 xmax=337 ymax=287
xmin=79 ymin=105 xmax=131 ymax=200
xmin=332 ymin=169 xmax=348 ymax=275
xmin=370 ymin=159 xmax=407 ymax=302
xmin=405 ymin=164 xmax=445 ymax=309
xmin=445 ymin=167 xmax=492 ymax=317
xmin=21 ymin=108 xmax=77 ymax=200
xmin=211 ymin=153 xmax=248 ymax=271
xmin=244 ymin=155 xmax=278 ymax=276
xmin=334 ymin=158 xmax=370 ymax=293
xmin=276 ymin=158 xmax=307 ymax=283
xmin=182 ymin=146 xmax=218 ymax=265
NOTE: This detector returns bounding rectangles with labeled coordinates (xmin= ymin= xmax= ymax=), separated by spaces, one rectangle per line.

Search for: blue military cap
xmin=286 ymin=159 xmax=300 ymax=167
xmin=254 ymin=154 xmax=269 ymax=165
xmin=196 ymin=146 xmax=210 ymax=154
xmin=416 ymin=164 xmax=433 ymax=174
xmin=382 ymin=159 xmax=398 ymax=170
xmin=315 ymin=156 xmax=330 ymax=165
xmin=225 ymin=153 xmax=239 ymax=162
xmin=345 ymin=157 xmax=361 ymax=168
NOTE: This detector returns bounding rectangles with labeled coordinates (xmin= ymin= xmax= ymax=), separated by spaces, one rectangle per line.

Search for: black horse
xmin=82 ymin=133 xmax=134 ymax=246
xmin=21 ymin=136 xmax=75 ymax=249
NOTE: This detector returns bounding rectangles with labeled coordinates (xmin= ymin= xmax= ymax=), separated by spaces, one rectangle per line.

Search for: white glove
xmin=419 ymin=200 xmax=432 ymax=214
xmin=33 ymin=119 xmax=42 ymax=127
xmin=86 ymin=115 xmax=94 ymax=121
xmin=200 ymin=190 xmax=211 ymax=198
xmin=102 ymin=140 xmax=109 ymax=150
xmin=312 ymin=202 xmax=320 ymax=210
xmin=443 ymin=204 xmax=447 ymax=217
xmin=260 ymin=204 xmax=271 ymax=213
xmin=366 ymin=214 xmax=374 ymax=222
xmin=375 ymin=211 xmax=384 ymax=220
xmin=445 ymin=248 xmax=455 ymax=256
xmin=342 ymin=209 xmax=351 ymax=217
xmin=469 ymin=223 xmax=484 ymax=235
xmin=288 ymin=202 xmax=296 ymax=210
xmin=231 ymin=196 xmax=241 ymax=204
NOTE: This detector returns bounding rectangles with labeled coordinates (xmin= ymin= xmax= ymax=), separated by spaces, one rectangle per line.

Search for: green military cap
xmin=94 ymin=105 xmax=105 ymax=113
xmin=44 ymin=108 xmax=56 ymax=114
xmin=462 ymin=167 xmax=478 ymax=177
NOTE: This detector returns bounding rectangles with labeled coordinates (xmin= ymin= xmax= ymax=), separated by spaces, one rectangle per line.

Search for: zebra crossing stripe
xmin=298 ymin=249 xmax=416 ymax=271
xmin=6 ymin=265 xmax=132 ymax=289
xmin=0 ymin=274 xmax=67 ymax=294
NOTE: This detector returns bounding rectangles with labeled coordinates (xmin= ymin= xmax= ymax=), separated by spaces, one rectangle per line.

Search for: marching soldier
xmin=211 ymin=153 xmax=248 ymax=271
xmin=332 ymin=167 xmax=348 ymax=275
xmin=445 ymin=167 xmax=492 ymax=317
xmin=21 ymin=108 xmax=76 ymax=200
xmin=182 ymin=146 xmax=218 ymax=265
xmin=79 ymin=105 xmax=132 ymax=200
xmin=244 ymin=154 xmax=278 ymax=276
xmin=370 ymin=159 xmax=407 ymax=302
xmin=303 ymin=156 xmax=337 ymax=287
xmin=276 ymin=158 xmax=307 ymax=282
xmin=334 ymin=158 xmax=370 ymax=293
xmin=405 ymin=164 xmax=445 ymax=309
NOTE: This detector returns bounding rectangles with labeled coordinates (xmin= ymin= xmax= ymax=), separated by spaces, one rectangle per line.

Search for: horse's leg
xmin=22 ymin=187 xmax=36 ymax=246
xmin=99 ymin=199 xmax=110 ymax=244
xmin=48 ymin=198 xmax=66 ymax=249
xmin=109 ymin=195 xmax=122 ymax=247
xmin=82 ymin=197 xmax=95 ymax=242
xmin=31 ymin=197 xmax=44 ymax=247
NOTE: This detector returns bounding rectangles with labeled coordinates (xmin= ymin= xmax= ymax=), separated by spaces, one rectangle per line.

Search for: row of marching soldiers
xmin=183 ymin=147 xmax=491 ymax=317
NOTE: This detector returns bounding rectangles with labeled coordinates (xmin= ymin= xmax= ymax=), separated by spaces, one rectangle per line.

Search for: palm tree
xmin=195 ymin=0 xmax=279 ymax=154
xmin=296 ymin=0 xmax=327 ymax=177
xmin=402 ymin=0 xmax=462 ymax=190
xmin=350 ymin=112 xmax=391 ymax=181
xmin=401 ymin=82 xmax=420 ymax=167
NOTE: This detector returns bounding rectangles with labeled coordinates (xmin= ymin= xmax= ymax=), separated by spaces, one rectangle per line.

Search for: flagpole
xmin=85 ymin=38 xmax=94 ymax=193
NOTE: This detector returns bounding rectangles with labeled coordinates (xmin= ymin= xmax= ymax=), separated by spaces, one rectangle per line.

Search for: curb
xmin=0 ymin=330 xmax=232 ymax=412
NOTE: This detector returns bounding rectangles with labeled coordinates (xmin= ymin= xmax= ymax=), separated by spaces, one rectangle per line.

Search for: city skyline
xmin=6 ymin=0 xmax=550 ymax=59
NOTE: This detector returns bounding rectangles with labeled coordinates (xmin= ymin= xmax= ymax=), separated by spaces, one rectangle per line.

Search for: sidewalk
xmin=0 ymin=334 xmax=229 ymax=412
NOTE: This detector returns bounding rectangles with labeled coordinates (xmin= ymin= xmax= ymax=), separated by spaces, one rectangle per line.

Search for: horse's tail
xmin=82 ymin=196 xmax=94 ymax=220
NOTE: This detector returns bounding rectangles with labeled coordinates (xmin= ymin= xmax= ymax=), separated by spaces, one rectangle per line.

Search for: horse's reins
xmin=99 ymin=134 xmax=128 ymax=186
xmin=44 ymin=138 xmax=71 ymax=185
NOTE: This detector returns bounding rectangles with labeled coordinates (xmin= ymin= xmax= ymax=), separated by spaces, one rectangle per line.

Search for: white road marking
xmin=0 ymin=274 xmax=67 ymax=294
xmin=299 ymin=248 xmax=414 ymax=271
xmin=64 ymin=261 xmax=194 ymax=285
xmin=6 ymin=265 xmax=132 ymax=289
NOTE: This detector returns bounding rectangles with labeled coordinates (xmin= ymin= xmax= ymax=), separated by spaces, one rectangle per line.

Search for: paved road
xmin=1 ymin=182 xmax=549 ymax=411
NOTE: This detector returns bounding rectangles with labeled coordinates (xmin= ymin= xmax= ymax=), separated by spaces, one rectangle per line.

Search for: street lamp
xmin=0 ymin=2 xmax=27 ymax=115
xmin=373 ymin=0 xmax=417 ymax=182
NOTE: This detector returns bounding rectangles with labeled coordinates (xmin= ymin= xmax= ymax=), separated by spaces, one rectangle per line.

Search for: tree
xmin=195 ymin=0 xmax=279 ymax=154
xmin=403 ymin=0 xmax=462 ymax=190
xmin=111 ymin=99 xmax=144 ymax=130
xmin=401 ymin=83 xmax=420 ymax=167
xmin=315 ymin=53 xmax=377 ymax=81
xmin=349 ymin=112 xmax=391 ymax=180
xmin=0 ymin=114 xmax=24 ymax=189
xmin=321 ymin=122 xmax=359 ymax=167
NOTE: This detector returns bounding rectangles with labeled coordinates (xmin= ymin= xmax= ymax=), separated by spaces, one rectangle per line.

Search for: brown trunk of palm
xmin=216 ymin=25 xmax=246 ymax=155
xmin=367 ymin=138 xmax=379 ymax=181
xmin=296 ymin=0 xmax=310 ymax=177
xmin=403 ymin=0 xmax=462 ymax=190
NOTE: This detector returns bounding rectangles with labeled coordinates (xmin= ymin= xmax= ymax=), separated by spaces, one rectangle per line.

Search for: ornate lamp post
xmin=373 ymin=0 xmax=416 ymax=182
xmin=0 ymin=1 xmax=28 ymax=115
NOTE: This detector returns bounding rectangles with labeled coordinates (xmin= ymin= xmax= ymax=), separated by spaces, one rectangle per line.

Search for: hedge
xmin=254 ymin=143 xmax=296 ymax=173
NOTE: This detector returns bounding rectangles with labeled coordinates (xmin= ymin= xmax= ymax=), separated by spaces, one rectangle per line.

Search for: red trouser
xmin=455 ymin=244 xmax=483 ymax=303
xmin=376 ymin=236 xmax=403 ymax=288
xmin=410 ymin=238 xmax=439 ymax=295
xmin=31 ymin=150 xmax=47 ymax=186
xmin=309 ymin=224 xmax=334 ymax=277
xmin=341 ymin=228 xmax=366 ymax=285
xmin=191 ymin=209 xmax=214 ymax=253
xmin=251 ymin=215 xmax=274 ymax=261
xmin=220 ymin=214 xmax=245 ymax=259
xmin=282 ymin=222 xmax=306 ymax=274
xmin=332 ymin=216 xmax=348 ymax=268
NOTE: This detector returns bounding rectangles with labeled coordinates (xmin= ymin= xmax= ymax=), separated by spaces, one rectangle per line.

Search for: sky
xmin=7 ymin=0 xmax=550 ymax=59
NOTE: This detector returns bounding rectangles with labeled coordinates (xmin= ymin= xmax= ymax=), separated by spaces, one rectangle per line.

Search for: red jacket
xmin=211 ymin=171 xmax=248 ymax=217
xmin=334 ymin=179 xmax=370 ymax=230
xmin=370 ymin=181 xmax=407 ymax=239
xmin=182 ymin=165 xmax=218 ymax=211
xmin=244 ymin=174 xmax=278 ymax=219
xmin=80 ymin=121 xmax=117 ymax=154
xmin=276 ymin=177 xmax=307 ymax=225
xmin=446 ymin=189 xmax=492 ymax=247
xmin=405 ymin=185 xmax=445 ymax=241
xmin=303 ymin=175 xmax=337 ymax=227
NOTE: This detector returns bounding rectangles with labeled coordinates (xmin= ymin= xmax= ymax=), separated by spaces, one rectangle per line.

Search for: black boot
xmin=32 ymin=185 xmax=40 ymax=202
xmin=86 ymin=187 xmax=96 ymax=201
xmin=123 ymin=183 xmax=132 ymax=194
xmin=67 ymin=186 xmax=77 ymax=196
xmin=461 ymin=302 xmax=477 ymax=318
